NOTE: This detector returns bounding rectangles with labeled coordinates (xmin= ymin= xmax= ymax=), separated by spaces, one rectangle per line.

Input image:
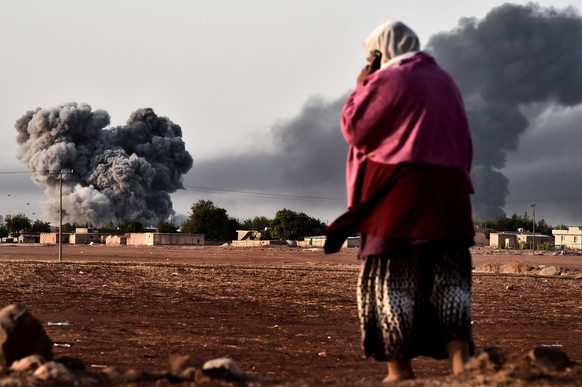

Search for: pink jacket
xmin=341 ymin=52 xmax=473 ymax=207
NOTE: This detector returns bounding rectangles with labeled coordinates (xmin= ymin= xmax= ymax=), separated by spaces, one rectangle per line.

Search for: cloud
xmin=15 ymin=103 xmax=193 ymax=225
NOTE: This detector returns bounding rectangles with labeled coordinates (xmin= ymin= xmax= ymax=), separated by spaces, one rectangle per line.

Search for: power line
xmin=183 ymin=185 xmax=346 ymax=202
xmin=4 ymin=170 xmax=582 ymax=205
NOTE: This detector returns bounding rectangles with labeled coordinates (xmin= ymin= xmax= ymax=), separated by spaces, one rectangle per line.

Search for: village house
xmin=17 ymin=232 xmax=41 ymax=244
xmin=125 ymin=232 xmax=204 ymax=246
xmin=489 ymin=231 xmax=554 ymax=249
xmin=552 ymin=226 xmax=582 ymax=249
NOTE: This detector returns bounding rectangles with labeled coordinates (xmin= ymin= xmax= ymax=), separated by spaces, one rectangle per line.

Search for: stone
xmin=32 ymin=361 xmax=72 ymax=381
xmin=202 ymin=357 xmax=243 ymax=381
xmin=538 ymin=266 xmax=561 ymax=276
xmin=528 ymin=346 xmax=572 ymax=372
xmin=0 ymin=377 xmax=24 ymax=387
xmin=168 ymin=353 xmax=204 ymax=376
xmin=0 ymin=304 xmax=53 ymax=368
xmin=465 ymin=347 xmax=506 ymax=372
xmin=9 ymin=354 xmax=46 ymax=372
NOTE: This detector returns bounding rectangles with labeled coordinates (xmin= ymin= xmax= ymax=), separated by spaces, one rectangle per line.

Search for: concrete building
xmin=105 ymin=235 xmax=127 ymax=246
xmin=236 ymin=230 xmax=262 ymax=241
xmin=489 ymin=231 xmax=554 ymax=249
xmin=297 ymin=235 xmax=360 ymax=248
xmin=40 ymin=232 xmax=70 ymax=245
xmin=17 ymin=232 xmax=40 ymax=243
xmin=552 ymin=226 xmax=582 ymax=249
xmin=125 ymin=232 xmax=204 ymax=246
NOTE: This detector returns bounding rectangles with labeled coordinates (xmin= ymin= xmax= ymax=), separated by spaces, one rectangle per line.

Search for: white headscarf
xmin=364 ymin=20 xmax=420 ymax=69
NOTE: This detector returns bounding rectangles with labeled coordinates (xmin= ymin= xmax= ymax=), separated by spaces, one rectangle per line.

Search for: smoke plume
xmin=15 ymin=102 xmax=193 ymax=226
xmin=188 ymin=3 xmax=582 ymax=222
xmin=428 ymin=3 xmax=582 ymax=218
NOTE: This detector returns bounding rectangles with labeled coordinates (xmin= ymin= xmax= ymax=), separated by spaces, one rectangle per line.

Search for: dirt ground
xmin=0 ymin=244 xmax=580 ymax=385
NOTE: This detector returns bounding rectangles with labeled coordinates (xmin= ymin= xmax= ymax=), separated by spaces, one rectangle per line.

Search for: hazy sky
xmin=1 ymin=0 xmax=581 ymax=227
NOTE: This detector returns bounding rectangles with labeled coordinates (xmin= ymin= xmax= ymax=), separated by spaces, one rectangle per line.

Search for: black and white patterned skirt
xmin=357 ymin=241 xmax=474 ymax=361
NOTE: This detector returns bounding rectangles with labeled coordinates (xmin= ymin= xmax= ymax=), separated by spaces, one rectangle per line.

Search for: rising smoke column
xmin=427 ymin=3 xmax=582 ymax=219
xmin=15 ymin=102 xmax=193 ymax=226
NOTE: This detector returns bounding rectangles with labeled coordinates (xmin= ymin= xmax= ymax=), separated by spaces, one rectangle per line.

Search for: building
xmin=40 ymin=232 xmax=70 ymax=245
xmin=105 ymin=235 xmax=127 ymax=246
xmin=297 ymin=235 xmax=360 ymax=248
xmin=236 ymin=230 xmax=262 ymax=241
xmin=17 ymin=232 xmax=41 ymax=244
xmin=552 ymin=226 xmax=582 ymax=249
xmin=489 ymin=231 xmax=554 ymax=249
xmin=125 ymin=232 xmax=204 ymax=246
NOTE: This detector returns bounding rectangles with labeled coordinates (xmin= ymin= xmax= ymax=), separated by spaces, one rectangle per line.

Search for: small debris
xmin=318 ymin=351 xmax=327 ymax=357
xmin=47 ymin=322 xmax=73 ymax=327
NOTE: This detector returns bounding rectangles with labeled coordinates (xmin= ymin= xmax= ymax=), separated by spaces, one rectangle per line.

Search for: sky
xmin=1 ymin=0 xmax=582 ymax=228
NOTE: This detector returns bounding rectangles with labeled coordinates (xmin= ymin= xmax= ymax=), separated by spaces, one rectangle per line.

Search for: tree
xmin=240 ymin=216 xmax=272 ymax=239
xmin=270 ymin=208 xmax=327 ymax=240
xmin=30 ymin=219 xmax=52 ymax=233
xmin=181 ymin=200 xmax=239 ymax=240
xmin=157 ymin=220 xmax=178 ymax=233
xmin=475 ymin=213 xmax=555 ymax=236
xmin=117 ymin=220 xmax=145 ymax=232
xmin=4 ymin=213 xmax=31 ymax=236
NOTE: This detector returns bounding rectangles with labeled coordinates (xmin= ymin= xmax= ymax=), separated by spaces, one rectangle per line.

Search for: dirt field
xmin=0 ymin=244 xmax=581 ymax=385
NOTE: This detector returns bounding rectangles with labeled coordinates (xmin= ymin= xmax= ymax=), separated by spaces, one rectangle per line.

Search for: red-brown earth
xmin=0 ymin=244 xmax=580 ymax=385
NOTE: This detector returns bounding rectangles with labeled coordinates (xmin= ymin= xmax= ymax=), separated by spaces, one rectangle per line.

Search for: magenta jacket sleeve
xmin=340 ymin=72 xmax=402 ymax=152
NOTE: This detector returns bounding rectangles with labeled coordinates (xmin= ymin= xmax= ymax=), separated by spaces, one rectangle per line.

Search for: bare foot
xmin=384 ymin=358 xmax=415 ymax=383
xmin=382 ymin=371 xmax=415 ymax=383
xmin=447 ymin=340 xmax=469 ymax=375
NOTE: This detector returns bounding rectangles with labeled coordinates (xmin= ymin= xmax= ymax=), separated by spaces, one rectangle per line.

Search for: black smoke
xmin=15 ymin=103 xmax=193 ymax=226
xmin=188 ymin=3 xmax=582 ymax=222
xmin=428 ymin=3 xmax=582 ymax=219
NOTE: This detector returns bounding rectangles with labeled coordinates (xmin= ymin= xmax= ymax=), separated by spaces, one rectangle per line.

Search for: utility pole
xmin=531 ymin=203 xmax=536 ymax=252
xmin=55 ymin=169 xmax=73 ymax=262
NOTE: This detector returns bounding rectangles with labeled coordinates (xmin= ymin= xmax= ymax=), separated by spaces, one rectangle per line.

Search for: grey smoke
xmin=428 ymin=3 xmax=582 ymax=219
xmin=187 ymin=95 xmax=348 ymax=195
xmin=188 ymin=3 xmax=582 ymax=222
xmin=15 ymin=102 xmax=193 ymax=225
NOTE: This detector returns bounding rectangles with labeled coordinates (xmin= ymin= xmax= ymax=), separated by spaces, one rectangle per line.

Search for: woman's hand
xmin=357 ymin=54 xmax=382 ymax=85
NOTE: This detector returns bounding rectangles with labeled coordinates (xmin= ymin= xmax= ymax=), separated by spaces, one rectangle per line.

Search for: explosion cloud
xmin=15 ymin=103 xmax=193 ymax=226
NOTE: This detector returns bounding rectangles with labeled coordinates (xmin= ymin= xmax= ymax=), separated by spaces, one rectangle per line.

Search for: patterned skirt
xmin=357 ymin=241 xmax=474 ymax=361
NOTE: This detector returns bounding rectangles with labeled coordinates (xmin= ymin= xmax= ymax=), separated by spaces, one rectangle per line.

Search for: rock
xmin=56 ymin=355 xmax=85 ymax=371
xmin=0 ymin=377 xmax=24 ymax=386
xmin=465 ymin=347 xmax=506 ymax=371
xmin=32 ymin=361 xmax=72 ymax=381
xmin=102 ymin=366 xmax=125 ymax=384
xmin=538 ymin=266 xmax=561 ymax=276
xmin=9 ymin=354 xmax=46 ymax=372
xmin=505 ymin=285 xmax=514 ymax=291
xmin=528 ymin=346 xmax=572 ymax=371
xmin=168 ymin=353 xmax=204 ymax=376
xmin=179 ymin=367 xmax=198 ymax=381
xmin=202 ymin=357 xmax=243 ymax=381
xmin=0 ymin=304 xmax=53 ymax=368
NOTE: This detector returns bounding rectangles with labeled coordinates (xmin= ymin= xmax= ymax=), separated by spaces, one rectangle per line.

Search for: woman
xmin=325 ymin=20 xmax=475 ymax=382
